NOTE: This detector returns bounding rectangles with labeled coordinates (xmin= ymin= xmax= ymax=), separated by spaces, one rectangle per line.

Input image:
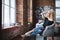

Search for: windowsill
xmin=2 ymin=25 xmax=20 ymax=29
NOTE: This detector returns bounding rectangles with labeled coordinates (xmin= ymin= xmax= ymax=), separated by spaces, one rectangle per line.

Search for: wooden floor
xmin=12 ymin=35 xmax=23 ymax=40
xmin=12 ymin=35 xmax=36 ymax=40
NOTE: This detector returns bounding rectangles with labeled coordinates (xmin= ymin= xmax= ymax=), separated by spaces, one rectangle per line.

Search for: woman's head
xmin=41 ymin=11 xmax=48 ymax=19
xmin=41 ymin=9 xmax=54 ymax=20
xmin=44 ymin=9 xmax=54 ymax=21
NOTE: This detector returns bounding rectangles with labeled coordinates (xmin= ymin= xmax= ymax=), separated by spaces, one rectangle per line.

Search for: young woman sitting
xmin=21 ymin=9 xmax=54 ymax=37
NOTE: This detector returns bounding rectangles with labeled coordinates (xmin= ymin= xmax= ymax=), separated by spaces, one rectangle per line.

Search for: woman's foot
xmin=21 ymin=35 xmax=26 ymax=37
xmin=21 ymin=34 xmax=30 ymax=37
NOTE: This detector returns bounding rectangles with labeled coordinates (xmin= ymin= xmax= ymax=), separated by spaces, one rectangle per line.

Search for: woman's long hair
xmin=48 ymin=9 xmax=54 ymax=20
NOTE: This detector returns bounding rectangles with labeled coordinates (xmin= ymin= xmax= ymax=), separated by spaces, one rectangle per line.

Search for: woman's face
xmin=41 ymin=12 xmax=45 ymax=19
xmin=41 ymin=11 xmax=49 ymax=19
xmin=41 ymin=14 xmax=45 ymax=19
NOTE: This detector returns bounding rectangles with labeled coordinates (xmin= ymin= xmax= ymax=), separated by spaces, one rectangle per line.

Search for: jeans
xmin=30 ymin=23 xmax=43 ymax=36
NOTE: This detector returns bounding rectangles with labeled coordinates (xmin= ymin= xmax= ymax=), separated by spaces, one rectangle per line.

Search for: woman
xmin=21 ymin=9 xmax=54 ymax=37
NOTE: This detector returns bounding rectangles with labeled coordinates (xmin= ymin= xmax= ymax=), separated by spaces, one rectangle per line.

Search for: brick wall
xmin=28 ymin=0 xmax=33 ymax=23
xmin=16 ymin=0 xmax=28 ymax=27
xmin=37 ymin=0 xmax=54 ymax=7
xmin=16 ymin=0 xmax=23 ymax=25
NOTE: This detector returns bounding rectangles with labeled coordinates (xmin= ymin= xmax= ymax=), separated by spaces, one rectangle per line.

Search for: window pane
xmin=2 ymin=0 xmax=4 ymax=4
xmin=11 ymin=0 xmax=15 ymax=8
xmin=56 ymin=9 xmax=60 ymax=22
xmin=2 ymin=4 xmax=4 ymax=25
xmin=55 ymin=1 xmax=60 ymax=7
xmin=10 ymin=8 xmax=16 ymax=25
xmin=5 ymin=0 xmax=9 ymax=6
xmin=4 ymin=5 xmax=10 ymax=26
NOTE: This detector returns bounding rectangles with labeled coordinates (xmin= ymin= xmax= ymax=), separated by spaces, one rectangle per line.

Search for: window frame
xmin=2 ymin=0 xmax=17 ymax=29
xmin=55 ymin=0 xmax=60 ymax=23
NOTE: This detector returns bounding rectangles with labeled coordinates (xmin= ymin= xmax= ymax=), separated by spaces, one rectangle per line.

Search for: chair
xmin=42 ymin=23 xmax=55 ymax=37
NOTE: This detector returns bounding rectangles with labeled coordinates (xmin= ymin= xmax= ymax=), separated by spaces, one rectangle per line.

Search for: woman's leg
xmin=30 ymin=28 xmax=42 ymax=36
xmin=21 ymin=23 xmax=43 ymax=37
xmin=21 ymin=28 xmax=42 ymax=37
xmin=21 ymin=28 xmax=35 ymax=37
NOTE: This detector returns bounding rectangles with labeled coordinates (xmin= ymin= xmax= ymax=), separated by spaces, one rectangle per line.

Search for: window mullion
xmin=15 ymin=0 xmax=16 ymax=23
xmin=11 ymin=0 xmax=16 ymax=25
xmin=3 ymin=0 xmax=5 ymax=27
xmin=9 ymin=0 xmax=11 ymax=26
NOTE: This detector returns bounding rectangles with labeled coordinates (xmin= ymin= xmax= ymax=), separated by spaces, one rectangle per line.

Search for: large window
xmin=2 ymin=0 xmax=16 ymax=29
xmin=55 ymin=0 xmax=60 ymax=23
